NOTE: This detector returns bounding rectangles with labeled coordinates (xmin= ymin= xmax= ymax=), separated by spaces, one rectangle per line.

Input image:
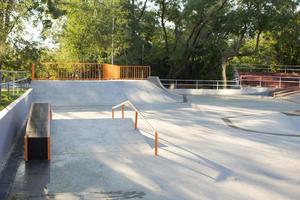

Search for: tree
xmin=0 ymin=0 xmax=64 ymax=69
xmin=52 ymin=0 xmax=128 ymax=63
xmin=38 ymin=0 xmax=300 ymax=81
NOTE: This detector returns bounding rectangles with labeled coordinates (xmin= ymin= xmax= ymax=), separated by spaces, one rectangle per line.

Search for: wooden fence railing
xmin=32 ymin=63 xmax=150 ymax=80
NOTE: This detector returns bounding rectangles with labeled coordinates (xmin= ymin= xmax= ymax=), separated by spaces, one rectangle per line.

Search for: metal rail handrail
xmin=0 ymin=70 xmax=28 ymax=73
xmin=232 ymin=64 xmax=300 ymax=73
xmin=33 ymin=63 xmax=151 ymax=80
xmin=161 ymin=78 xmax=300 ymax=89
xmin=112 ymin=100 xmax=158 ymax=156
xmin=0 ymin=78 xmax=29 ymax=86
xmin=161 ymin=79 xmax=238 ymax=82
xmin=0 ymin=70 xmax=30 ymax=105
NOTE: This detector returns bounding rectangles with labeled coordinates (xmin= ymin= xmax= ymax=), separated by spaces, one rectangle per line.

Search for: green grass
xmin=0 ymin=89 xmax=27 ymax=111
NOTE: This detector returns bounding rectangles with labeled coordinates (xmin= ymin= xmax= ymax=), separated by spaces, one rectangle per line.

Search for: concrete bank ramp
xmin=288 ymin=94 xmax=300 ymax=104
xmin=32 ymin=80 xmax=182 ymax=106
xmin=225 ymin=112 xmax=300 ymax=136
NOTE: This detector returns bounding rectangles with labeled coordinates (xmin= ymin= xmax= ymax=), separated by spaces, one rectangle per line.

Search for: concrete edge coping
xmin=0 ymin=88 xmax=33 ymax=119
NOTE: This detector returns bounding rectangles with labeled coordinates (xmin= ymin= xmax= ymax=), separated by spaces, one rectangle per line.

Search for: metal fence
xmin=240 ymin=76 xmax=300 ymax=88
xmin=160 ymin=79 xmax=241 ymax=90
xmin=232 ymin=64 xmax=300 ymax=73
xmin=161 ymin=77 xmax=300 ymax=90
xmin=0 ymin=70 xmax=30 ymax=105
xmin=33 ymin=63 xmax=151 ymax=80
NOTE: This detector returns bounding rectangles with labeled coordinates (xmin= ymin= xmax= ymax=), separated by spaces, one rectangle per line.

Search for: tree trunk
xmin=167 ymin=65 xmax=174 ymax=78
xmin=221 ymin=58 xmax=227 ymax=89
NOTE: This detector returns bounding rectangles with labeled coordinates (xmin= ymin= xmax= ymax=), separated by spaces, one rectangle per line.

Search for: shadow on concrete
xmin=0 ymin=126 xmax=25 ymax=200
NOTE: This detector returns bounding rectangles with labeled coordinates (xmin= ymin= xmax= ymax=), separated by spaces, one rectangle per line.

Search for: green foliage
xmin=1 ymin=0 xmax=300 ymax=80
xmin=0 ymin=0 xmax=64 ymax=70
xmin=53 ymin=0 xmax=128 ymax=63
xmin=0 ymin=90 xmax=26 ymax=111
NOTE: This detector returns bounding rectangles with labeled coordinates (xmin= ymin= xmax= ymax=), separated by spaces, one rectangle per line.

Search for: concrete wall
xmin=0 ymin=89 xmax=33 ymax=169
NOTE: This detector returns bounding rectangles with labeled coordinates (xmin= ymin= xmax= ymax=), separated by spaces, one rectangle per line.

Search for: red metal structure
xmin=239 ymin=72 xmax=300 ymax=88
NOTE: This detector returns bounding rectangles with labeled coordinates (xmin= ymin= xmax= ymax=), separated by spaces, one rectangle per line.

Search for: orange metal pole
xmin=31 ymin=63 xmax=35 ymax=80
xmin=112 ymin=108 xmax=115 ymax=119
xmin=47 ymin=137 xmax=51 ymax=161
xmin=134 ymin=111 xmax=138 ymax=129
xmin=121 ymin=105 xmax=125 ymax=119
xmin=24 ymin=136 xmax=28 ymax=161
xmin=155 ymin=131 xmax=158 ymax=156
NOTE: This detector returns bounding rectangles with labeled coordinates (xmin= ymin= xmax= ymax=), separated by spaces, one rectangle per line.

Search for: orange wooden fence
xmin=32 ymin=63 xmax=150 ymax=80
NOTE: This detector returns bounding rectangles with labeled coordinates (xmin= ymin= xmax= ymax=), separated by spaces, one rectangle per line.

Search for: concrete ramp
xmin=288 ymin=94 xmax=300 ymax=104
xmin=32 ymin=80 xmax=181 ymax=106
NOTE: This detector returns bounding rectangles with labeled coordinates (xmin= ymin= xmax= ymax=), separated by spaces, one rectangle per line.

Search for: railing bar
xmin=112 ymin=100 xmax=156 ymax=132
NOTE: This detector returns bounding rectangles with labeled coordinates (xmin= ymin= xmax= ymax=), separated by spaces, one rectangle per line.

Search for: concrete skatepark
xmin=1 ymin=79 xmax=300 ymax=199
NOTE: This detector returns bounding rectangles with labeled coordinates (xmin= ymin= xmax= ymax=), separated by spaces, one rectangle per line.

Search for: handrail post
xmin=279 ymin=77 xmax=282 ymax=88
xmin=112 ymin=108 xmax=115 ymax=119
xmin=12 ymin=76 xmax=15 ymax=95
xmin=260 ymin=77 xmax=262 ymax=87
xmin=239 ymin=77 xmax=242 ymax=89
xmin=112 ymin=100 xmax=158 ymax=157
xmin=155 ymin=131 xmax=158 ymax=156
xmin=121 ymin=105 xmax=125 ymax=119
xmin=134 ymin=111 xmax=138 ymax=129
xmin=31 ymin=63 xmax=35 ymax=80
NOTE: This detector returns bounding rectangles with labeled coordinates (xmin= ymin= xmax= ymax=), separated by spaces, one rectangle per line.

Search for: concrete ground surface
xmin=1 ymin=80 xmax=300 ymax=200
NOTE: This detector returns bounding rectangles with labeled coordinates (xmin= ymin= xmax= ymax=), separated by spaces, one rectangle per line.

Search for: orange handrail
xmin=112 ymin=100 xmax=159 ymax=156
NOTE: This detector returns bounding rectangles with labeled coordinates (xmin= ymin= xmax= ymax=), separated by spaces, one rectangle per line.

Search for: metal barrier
xmin=161 ymin=79 xmax=240 ymax=90
xmin=33 ymin=63 xmax=151 ymax=80
xmin=161 ymin=77 xmax=300 ymax=90
xmin=240 ymin=76 xmax=300 ymax=88
xmin=119 ymin=65 xmax=151 ymax=80
xmin=112 ymin=100 xmax=158 ymax=156
xmin=33 ymin=63 xmax=102 ymax=80
xmin=233 ymin=64 xmax=300 ymax=73
xmin=0 ymin=70 xmax=30 ymax=106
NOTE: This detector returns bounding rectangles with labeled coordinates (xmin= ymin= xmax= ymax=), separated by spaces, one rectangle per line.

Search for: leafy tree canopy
xmin=1 ymin=0 xmax=299 ymax=80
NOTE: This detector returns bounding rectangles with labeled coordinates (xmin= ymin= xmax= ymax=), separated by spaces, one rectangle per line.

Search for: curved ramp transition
xmin=32 ymin=80 xmax=182 ymax=106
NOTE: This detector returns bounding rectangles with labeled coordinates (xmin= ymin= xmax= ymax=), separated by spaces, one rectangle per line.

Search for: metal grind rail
xmin=112 ymin=100 xmax=158 ymax=156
